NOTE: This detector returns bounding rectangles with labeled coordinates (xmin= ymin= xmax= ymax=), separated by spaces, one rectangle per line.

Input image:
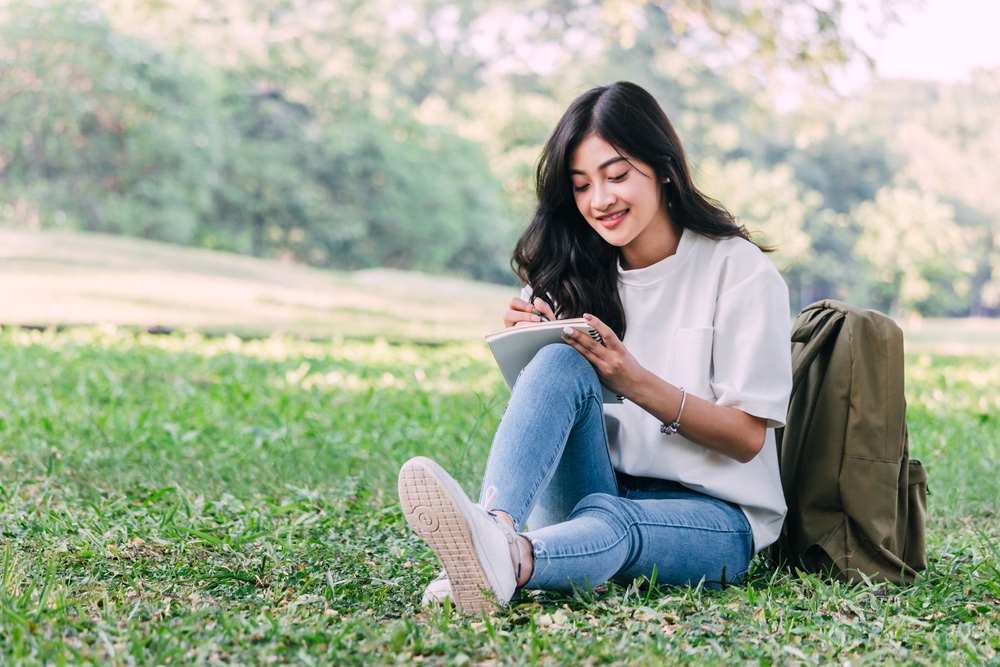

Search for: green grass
xmin=1 ymin=326 xmax=999 ymax=665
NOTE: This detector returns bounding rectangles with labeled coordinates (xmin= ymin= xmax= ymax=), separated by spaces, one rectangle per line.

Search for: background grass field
xmin=5 ymin=227 xmax=1000 ymax=352
xmin=2 ymin=229 xmax=999 ymax=664
xmin=0 ymin=229 xmax=513 ymax=343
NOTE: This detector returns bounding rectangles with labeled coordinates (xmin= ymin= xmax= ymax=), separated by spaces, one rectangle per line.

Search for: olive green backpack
xmin=774 ymin=300 xmax=928 ymax=584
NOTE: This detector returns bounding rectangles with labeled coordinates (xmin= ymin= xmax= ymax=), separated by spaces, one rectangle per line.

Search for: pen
xmin=531 ymin=307 xmax=549 ymax=322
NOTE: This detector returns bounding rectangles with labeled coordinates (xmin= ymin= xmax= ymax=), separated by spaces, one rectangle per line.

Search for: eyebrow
xmin=569 ymin=156 xmax=629 ymax=175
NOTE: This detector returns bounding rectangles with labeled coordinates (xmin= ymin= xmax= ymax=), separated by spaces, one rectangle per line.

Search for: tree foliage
xmin=854 ymin=187 xmax=976 ymax=316
xmin=0 ymin=0 xmax=516 ymax=282
xmin=0 ymin=2 xmax=217 ymax=241
xmin=1 ymin=0 xmax=995 ymax=316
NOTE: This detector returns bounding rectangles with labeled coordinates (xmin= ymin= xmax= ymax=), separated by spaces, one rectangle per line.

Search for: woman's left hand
xmin=561 ymin=313 xmax=644 ymax=398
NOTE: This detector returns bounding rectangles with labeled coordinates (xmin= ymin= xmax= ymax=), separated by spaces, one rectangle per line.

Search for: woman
xmin=398 ymin=81 xmax=793 ymax=613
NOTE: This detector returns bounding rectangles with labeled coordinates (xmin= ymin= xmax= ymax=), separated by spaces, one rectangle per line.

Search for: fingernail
xmin=531 ymin=308 xmax=543 ymax=316
xmin=562 ymin=326 xmax=574 ymax=336
xmin=583 ymin=313 xmax=593 ymax=321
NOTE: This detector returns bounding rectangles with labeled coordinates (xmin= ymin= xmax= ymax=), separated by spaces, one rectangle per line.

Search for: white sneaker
xmin=420 ymin=571 xmax=452 ymax=606
xmin=398 ymin=456 xmax=517 ymax=613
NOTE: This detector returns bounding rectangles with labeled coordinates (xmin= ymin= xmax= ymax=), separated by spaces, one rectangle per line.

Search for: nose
xmin=591 ymin=182 xmax=616 ymax=211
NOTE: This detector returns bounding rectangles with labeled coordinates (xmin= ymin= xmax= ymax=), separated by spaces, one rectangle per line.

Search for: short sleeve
xmin=710 ymin=261 xmax=792 ymax=428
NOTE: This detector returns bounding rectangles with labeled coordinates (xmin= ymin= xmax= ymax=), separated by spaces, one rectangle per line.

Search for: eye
xmin=572 ymin=183 xmax=589 ymax=193
xmin=609 ymin=171 xmax=628 ymax=182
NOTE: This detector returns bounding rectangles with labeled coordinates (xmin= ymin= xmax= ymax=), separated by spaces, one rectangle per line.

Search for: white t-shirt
xmin=524 ymin=230 xmax=793 ymax=552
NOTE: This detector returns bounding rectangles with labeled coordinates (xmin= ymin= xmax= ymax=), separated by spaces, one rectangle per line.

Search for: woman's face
xmin=569 ymin=133 xmax=674 ymax=269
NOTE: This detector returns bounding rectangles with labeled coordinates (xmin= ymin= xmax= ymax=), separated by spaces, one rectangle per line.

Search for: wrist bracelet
xmin=660 ymin=388 xmax=687 ymax=435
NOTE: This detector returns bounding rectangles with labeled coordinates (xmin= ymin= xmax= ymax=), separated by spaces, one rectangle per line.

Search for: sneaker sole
xmin=398 ymin=457 xmax=500 ymax=614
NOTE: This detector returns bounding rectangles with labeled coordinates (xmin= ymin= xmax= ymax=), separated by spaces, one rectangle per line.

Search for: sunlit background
xmin=846 ymin=0 xmax=1000 ymax=84
xmin=2 ymin=0 xmax=999 ymax=337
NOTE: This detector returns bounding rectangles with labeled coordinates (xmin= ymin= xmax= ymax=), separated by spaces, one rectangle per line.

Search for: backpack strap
xmin=774 ymin=301 xmax=847 ymax=567
xmin=789 ymin=302 xmax=846 ymax=398
xmin=776 ymin=302 xmax=845 ymax=465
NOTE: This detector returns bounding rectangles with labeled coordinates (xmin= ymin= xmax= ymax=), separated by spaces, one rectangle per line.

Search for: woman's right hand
xmin=503 ymin=296 xmax=556 ymax=328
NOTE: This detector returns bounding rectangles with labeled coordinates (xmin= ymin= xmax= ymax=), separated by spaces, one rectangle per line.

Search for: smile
xmin=597 ymin=209 xmax=628 ymax=228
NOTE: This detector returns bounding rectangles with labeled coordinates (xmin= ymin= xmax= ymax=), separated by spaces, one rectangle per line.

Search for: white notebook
xmin=484 ymin=318 xmax=624 ymax=403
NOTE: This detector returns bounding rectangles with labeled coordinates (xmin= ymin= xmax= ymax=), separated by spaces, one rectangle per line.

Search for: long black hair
xmin=512 ymin=81 xmax=766 ymax=340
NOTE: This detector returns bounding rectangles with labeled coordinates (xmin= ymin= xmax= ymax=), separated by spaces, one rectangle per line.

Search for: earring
xmin=664 ymin=177 xmax=671 ymax=183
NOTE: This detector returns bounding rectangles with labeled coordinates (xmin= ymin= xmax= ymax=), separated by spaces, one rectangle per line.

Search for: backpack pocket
xmin=904 ymin=459 xmax=928 ymax=572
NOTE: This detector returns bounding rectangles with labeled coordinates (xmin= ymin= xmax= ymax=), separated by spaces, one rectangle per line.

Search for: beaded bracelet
xmin=660 ymin=388 xmax=687 ymax=435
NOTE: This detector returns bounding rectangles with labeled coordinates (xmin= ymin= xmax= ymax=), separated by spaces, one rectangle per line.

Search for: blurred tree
xmin=0 ymin=0 xmax=514 ymax=282
xmin=315 ymin=117 xmax=515 ymax=279
xmin=838 ymin=74 xmax=1000 ymax=315
xmin=0 ymin=0 xmax=221 ymax=241
xmin=697 ymin=157 xmax=818 ymax=311
xmin=204 ymin=86 xmax=335 ymax=258
xmin=854 ymin=187 xmax=977 ymax=317
xmin=88 ymin=0 xmax=915 ymax=218
xmin=754 ymin=109 xmax=901 ymax=309
xmin=893 ymin=74 xmax=1000 ymax=315
xmin=10 ymin=0 xmax=981 ymax=319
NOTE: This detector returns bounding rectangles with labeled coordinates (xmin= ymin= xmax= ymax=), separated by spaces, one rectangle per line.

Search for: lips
xmin=597 ymin=209 xmax=628 ymax=229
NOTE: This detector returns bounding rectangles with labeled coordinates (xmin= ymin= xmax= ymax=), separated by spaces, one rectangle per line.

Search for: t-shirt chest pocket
xmin=668 ymin=327 xmax=715 ymax=399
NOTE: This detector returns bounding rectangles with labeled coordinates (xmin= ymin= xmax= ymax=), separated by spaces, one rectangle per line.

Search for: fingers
xmin=560 ymin=322 xmax=603 ymax=357
xmin=561 ymin=313 xmax=624 ymax=364
xmin=531 ymin=297 xmax=556 ymax=322
xmin=503 ymin=296 xmax=559 ymax=327
xmin=504 ymin=297 xmax=541 ymax=328
xmin=581 ymin=313 xmax=620 ymax=347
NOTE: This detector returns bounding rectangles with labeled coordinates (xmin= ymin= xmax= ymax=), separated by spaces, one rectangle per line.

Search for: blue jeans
xmin=481 ymin=344 xmax=753 ymax=592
